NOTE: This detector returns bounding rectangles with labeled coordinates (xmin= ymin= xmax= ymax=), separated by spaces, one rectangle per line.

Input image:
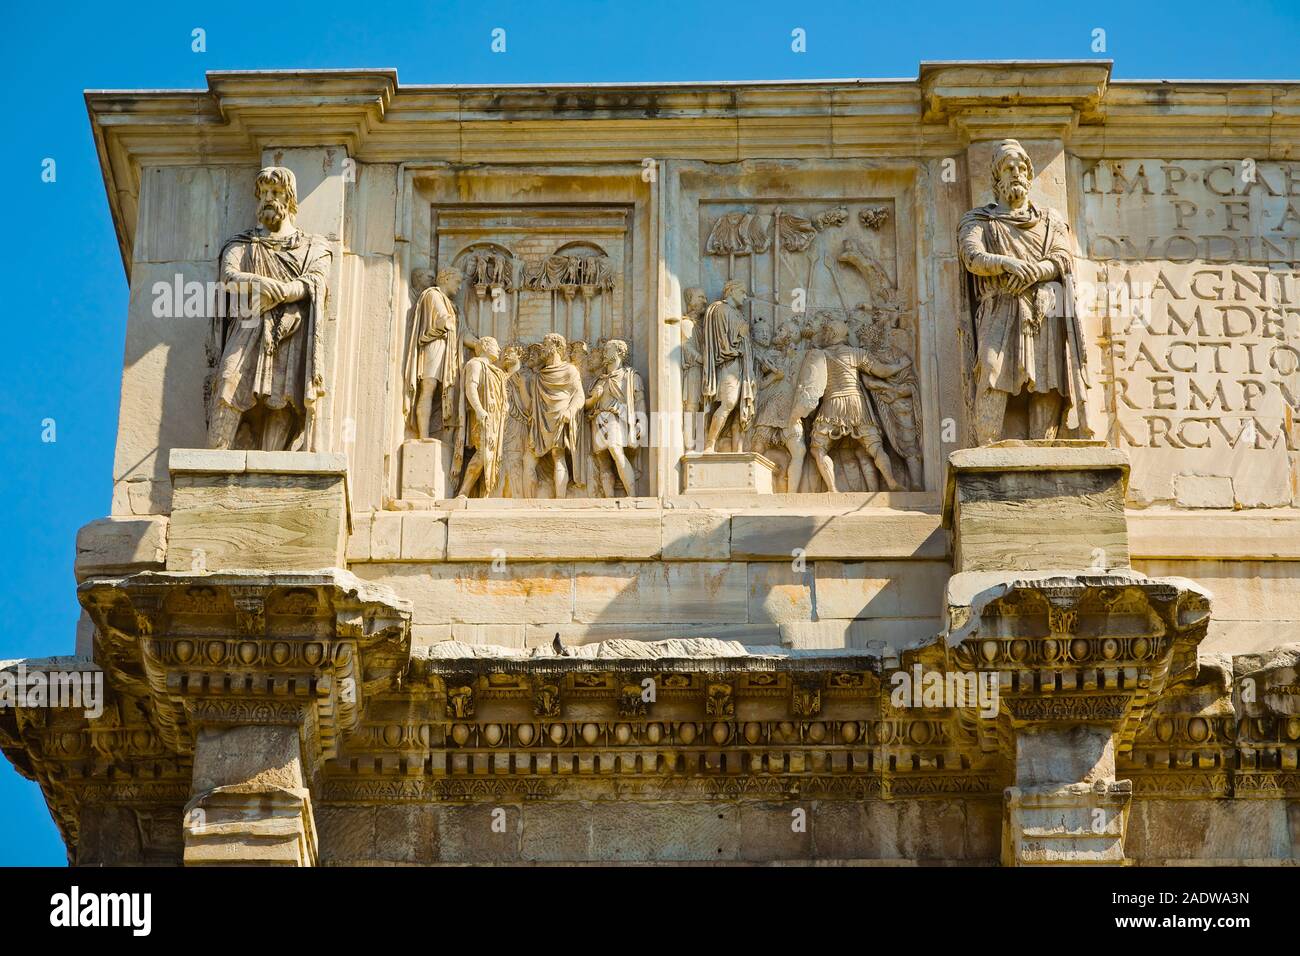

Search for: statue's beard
xmin=258 ymin=200 xmax=289 ymax=228
xmin=997 ymin=180 xmax=1030 ymax=205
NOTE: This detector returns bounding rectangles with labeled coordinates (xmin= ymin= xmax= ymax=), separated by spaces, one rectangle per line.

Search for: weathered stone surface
xmin=589 ymin=802 xmax=739 ymax=862
xmin=730 ymin=511 xmax=946 ymax=560
xmin=947 ymin=442 xmax=1130 ymax=573
xmin=573 ymin=562 xmax=746 ymax=624
xmin=401 ymin=513 xmax=448 ymax=560
xmin=167 ymin=468 xmax=348 ymax=572
xmin=747 ymin=562 xmax=814 ymax=625
xmin=681 ymin=451 xmax=775 ymax=495
xmin=661 ymin=510 xmax=730 ymax=560
xmin=814 ymin=560 xmax=949 ymax=619
xmin=14 ymin=63 xmax=1300 ymax=870
xmin=1130 ymin=512 xmax=1300 ymax=560
xmin=446 ymin=511 xmax=661 ymax=561
xmin=353 ymin=562 xmax=574 ymax=625
xmin=75 ymin=515 xmax=168 ymax=581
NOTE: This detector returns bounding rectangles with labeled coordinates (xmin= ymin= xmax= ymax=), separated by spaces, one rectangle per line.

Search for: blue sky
xmin=0 ymin=0 xmax=1296 ymax=866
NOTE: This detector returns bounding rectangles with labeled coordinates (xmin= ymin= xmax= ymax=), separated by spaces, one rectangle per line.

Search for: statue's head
xmin=541 ymin=332 xmax=568 ymax=365
xmin=500 ymin=342 xmax=523 ymax=367
xmin=684 ymin=287 xmax=707 ymax=316
xmin=436 ymin=267 xmax=464 ymax=297
xmin=478 ymin=336 xmax=501 ymax=361
xmin=255 ymin=166 xmax=298 ymax=230
xmin=568 ymin=339 xmax=590 ymax=363
xmin=751 ymin=318 xmax=771 ymax=346
xmin=774 ymin=320 xmax=800 ymax=349
xmin=411 ymin=268 xmax=436 ymax=294
xmin=818 ymin=318 xmax=849 ymax=348
xmin=722 ymin=280 xmax=748 ymax=308
xmin=991 ymin=139 xmax=1033 ymax=209
xmin=603 ymin=338 xmax=629 ymax=371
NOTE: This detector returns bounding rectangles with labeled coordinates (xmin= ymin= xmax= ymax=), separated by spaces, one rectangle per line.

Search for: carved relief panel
xmin=397 ymin=167 xmax=653 ymax=501
xmin=664 ymin=161 xmax=934 ymax=495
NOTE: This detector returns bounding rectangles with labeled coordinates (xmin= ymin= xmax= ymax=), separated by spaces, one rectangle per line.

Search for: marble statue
xmin=208 ymin=166 xmax=332 ymax=452
xmin=958 ymin=138 xmax=1091 ymax=445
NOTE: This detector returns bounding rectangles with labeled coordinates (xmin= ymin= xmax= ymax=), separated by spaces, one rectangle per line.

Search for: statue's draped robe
xmin=680 ymin=316 xmax=703 ymax=411
xmin=462 ymin=356 xmax=509 ymax=496
xmin=403 ymin=286 xmax=462 ymax=431
xmin=212 ymin=229 xmax=331 ymax=449
xmin=502 ymin=367 xmax=533 ymax=497
xmin=590 ymin=365 xmax=645 ymax=459
xmin=700 ymin=299 xmax=756 ymax=430
xmin=527 ymin=359 xmax=585 ymax=479
xmin=958 ymin=202 xmax=1084 ymax=428
xmin=570 ymin=360 xmax=595 ymax=493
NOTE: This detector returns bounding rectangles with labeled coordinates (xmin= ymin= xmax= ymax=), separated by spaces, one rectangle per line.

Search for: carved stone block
xmin=681 ymin=451 xmax=775 ymax=495
xmin=166 ymin=449 xmax=348 ymax=572
xmin=945 ymin=441 xmax=1130 ymax=573
xmin=399 ymin=438 xmax=452 ymax=500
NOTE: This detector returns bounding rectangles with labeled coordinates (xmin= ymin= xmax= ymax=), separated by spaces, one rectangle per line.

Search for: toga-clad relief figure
xmin=677 ymin=287 xmax=708 ymax=414
xmin=499 ymin=342 xmax=533 ymax=498
xmin=526 ymin=332 xmax=587 ymax=499
xmin=958 ymin=138 xmax=1091 ymax=445
xmin=586 ymin=338 xmax=646 ymax=497
xmin=208 ymin=166 xmax=332 ymax=451
xmin=750 ymin=320 xmax=806 ymax=492
xmin=404 ymin=266 xmax=477 ymax=440
xmin=455 ymin=336 xmax=510 ymax=498
xmin=700 ymin=280 xmax=756 ymax=452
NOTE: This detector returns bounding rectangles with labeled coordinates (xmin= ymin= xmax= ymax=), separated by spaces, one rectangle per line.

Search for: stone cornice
xmin=919 ymin=60 xmax=1113 ymax=136
xmin=87 ymin=63 xmax=1300 ymax=276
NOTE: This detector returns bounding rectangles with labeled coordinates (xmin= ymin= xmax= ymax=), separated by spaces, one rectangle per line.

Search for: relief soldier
xmin=807 ymin=319 xmax=908 ymax=493
xmin=751 ymin=319 xmax=805 ymax=491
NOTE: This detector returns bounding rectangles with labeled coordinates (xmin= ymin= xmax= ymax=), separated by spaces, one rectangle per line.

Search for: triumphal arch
xmin=4 ymin=61 xmax=1300 ymax=865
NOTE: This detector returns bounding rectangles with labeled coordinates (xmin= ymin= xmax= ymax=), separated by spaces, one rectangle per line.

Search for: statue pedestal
xmin=926 ymin=440 xmax=1209 ymax=866
xmin=400 ymin=438 xmax=452 ymax=500
xmin=167 ymin=449 xmax=350 ymax=573
xmin=681 ymin=451 xmax=775 ymax=495
xmin=943 ymin=440 xmax=1130 ymax=573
